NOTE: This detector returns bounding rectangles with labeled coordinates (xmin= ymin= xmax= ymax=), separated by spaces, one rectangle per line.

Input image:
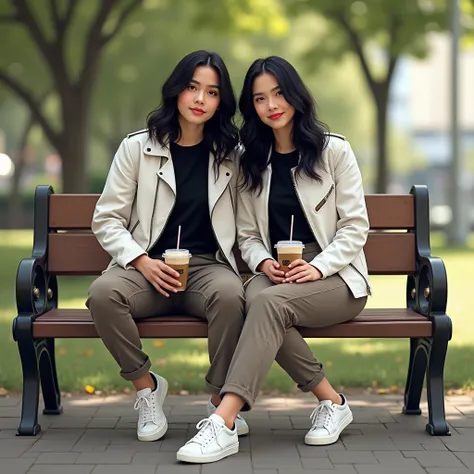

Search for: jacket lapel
xmin=259 ymin=164 xmax=272 ymax=251
xmin=208 ymin=154 xmax=232 ymax=214
xmin=157 ymin=158 xmax=176 ymax=195
xmin=143 ymin=137 xmax=176 ymax=195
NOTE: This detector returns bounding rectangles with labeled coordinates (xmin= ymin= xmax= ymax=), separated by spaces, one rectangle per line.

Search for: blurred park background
xmin=0 ymin=0 xmax=473 ymax=396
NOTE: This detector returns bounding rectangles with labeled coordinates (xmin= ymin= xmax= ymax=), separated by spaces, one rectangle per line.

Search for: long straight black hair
xmin=147 ymin=50 xmax=238 ymax=167
xmin=239 ymin=56 xmax=329 ymax=193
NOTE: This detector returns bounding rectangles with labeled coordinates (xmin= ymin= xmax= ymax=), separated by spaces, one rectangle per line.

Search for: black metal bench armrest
xmin=406 ymin=186 xmax=449 ymax=324
xmin=417 ymin=256 xmax=448 ymax=316
xmin=407 ymin=255 xmax=448 ymax=322
xmin=13 ymin=256 xmax=58 ymax=341
xmin=13 ymin=186 xmax=57 ymax=342
xmin=16 ymin=257 xmax=53 ymax=318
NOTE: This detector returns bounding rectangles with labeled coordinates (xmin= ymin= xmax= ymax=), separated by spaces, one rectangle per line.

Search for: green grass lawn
xmin=0 ymin=230 xmax=473 ymax=395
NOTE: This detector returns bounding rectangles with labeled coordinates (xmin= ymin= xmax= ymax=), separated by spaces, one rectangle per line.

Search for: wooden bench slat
xmin=49 ymin=194 xmax=415 ymax=230
xmin=364 ymin=232 xmax=415 ymax=274
xmin=35 ymin=308 xmax=426 ymax=322
xmin=47 ymin=232 xmax=416 ymax=275
xmin=49 ymin=195 xmax=98 ymax=230
xmin=32 ymin=308 xmax=432 ymax=339
xmin=366 ymin=195 xmax=414 ymax=229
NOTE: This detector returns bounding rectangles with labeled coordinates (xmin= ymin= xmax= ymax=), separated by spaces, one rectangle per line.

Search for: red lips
xmin=269 ymin=113 xmax=283 ymax=120
xmin=191 ymin=108 xmax=205 ymax=115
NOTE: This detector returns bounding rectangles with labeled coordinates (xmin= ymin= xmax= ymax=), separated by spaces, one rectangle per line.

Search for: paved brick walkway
xmin=0 ymin=392 xmax=473 ymax=473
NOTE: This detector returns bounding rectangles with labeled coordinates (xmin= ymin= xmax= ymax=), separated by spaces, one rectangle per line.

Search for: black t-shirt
xmin=269 ymin=150 xmax=315 ymax=254
xmin=149 ymin=141 xmax=218 ymax=256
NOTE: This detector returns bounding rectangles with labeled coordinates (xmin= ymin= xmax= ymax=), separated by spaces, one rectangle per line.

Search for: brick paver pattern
xmin=0 ymin=392 xmax=473 ymax=473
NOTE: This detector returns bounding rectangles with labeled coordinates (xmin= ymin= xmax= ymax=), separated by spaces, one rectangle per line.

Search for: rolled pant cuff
xmin=298 ymin=369 xmax=325 ymax=393
xmin=205 ymin=377 xmax=222 ymax=394
xmin=120 ymin=358 xmax=151 ymax=381
xmin=220 ymin=383 xmax=254 ymax=411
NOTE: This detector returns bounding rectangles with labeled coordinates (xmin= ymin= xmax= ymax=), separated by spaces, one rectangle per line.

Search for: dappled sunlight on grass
xmin=431 ymin=231 xmax=474 ymax=251
xmin=165 ymin=352 xmax=210 ymax=366
xmin=0 ymin=230 xmax=33 ymax=248
xmin=313 ymin=339 xmax=406 ymax=354
xmin=76 ymin=373 xmax=126 ymax=393
xmin=59 ymin=298 xmax=88 ymax=309
xmin=0 ymin=310 xmax=14 ymax=322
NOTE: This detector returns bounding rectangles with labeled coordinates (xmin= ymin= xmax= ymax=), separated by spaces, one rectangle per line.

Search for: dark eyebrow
xmin=253 ymin=85 xmax=280 ymax=97
xmin=190 ymin=79 xmax=220 ymax=89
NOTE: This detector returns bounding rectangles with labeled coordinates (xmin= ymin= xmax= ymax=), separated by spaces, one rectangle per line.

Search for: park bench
xmin=13 ymin=184 xmax=452 ymax=437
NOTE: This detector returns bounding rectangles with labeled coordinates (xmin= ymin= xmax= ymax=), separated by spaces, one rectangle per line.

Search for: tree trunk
xmin=1 ymin=1 xmax=144 ymax=194
xmin=373 ymin=86 xmax=389 ymax=194
xmin=59 ymin=91 xmax=90 ymax=193
xmin=59 ymin=138 xmax=88 ymax=193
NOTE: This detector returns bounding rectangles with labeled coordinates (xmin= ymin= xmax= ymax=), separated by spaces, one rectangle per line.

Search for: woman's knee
xmin=207 ymin=277 xmax=245 ymax=322
xmin=245 ymin=287 xmax=287 ymax=323
xmin=244 ymin=285 xmax=262 ymax=312
xmin=246 ymin=285 xmax=279 ymax=311
xmin=87 ymin=275 xmax=124 ymax=316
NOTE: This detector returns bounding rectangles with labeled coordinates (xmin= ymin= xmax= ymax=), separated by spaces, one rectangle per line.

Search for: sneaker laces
xmin=134 ymin=392 xmax=155 ymax=424
xmin=310 ymin=402 xmax=337 ymax=432
xmin=187 ymin=417 xmax=223 ymax=447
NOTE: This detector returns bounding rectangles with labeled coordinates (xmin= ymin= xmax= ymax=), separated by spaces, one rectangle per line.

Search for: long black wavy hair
xmin=239 ymin=56 xmax=329 ymax=193
xmin=147 ymin=50 xmax=238 ymax=168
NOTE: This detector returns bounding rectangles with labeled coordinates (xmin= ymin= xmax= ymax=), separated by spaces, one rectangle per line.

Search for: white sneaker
xmin=207 ymin=399 xmax=249 ymax=436
xmin=304 ymin=394 xmax=353 ymax=446
xmin=133 ymin=372 xmax=168 ymax=442
xmin=176 ymin=414 xmax=239 ymax=463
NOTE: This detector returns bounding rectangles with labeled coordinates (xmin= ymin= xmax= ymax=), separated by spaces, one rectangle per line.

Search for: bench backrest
xmin=43 ymin=194 xmax=417 ymax=276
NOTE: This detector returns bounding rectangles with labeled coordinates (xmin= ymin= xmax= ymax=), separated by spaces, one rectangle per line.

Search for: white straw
xmin=176 ymin=225 xmax=181 ymax=250
xmin=289 ymin=215 xmax=294 ymax=241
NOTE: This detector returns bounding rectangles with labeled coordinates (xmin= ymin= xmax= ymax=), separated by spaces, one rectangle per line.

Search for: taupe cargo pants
xmin=86 ymin=254 xmax=245 ymax=392
xmin=220 ymin=242 xmax=367 ymax=409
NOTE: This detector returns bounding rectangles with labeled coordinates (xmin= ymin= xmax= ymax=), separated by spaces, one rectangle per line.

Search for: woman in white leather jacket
xmin=178 ymin=56 xmax=371 ymax=464
xmin=87 ymin=50 xmax=249 ymax=443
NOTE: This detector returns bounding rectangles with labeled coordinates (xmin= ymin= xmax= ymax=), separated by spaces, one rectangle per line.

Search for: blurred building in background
xmin=391 ymin=33 xmax=474 ymax=227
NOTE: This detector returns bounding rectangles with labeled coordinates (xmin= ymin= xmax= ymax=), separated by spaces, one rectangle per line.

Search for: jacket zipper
xmin=263 ymin=165 xmax=272 ymax=251
xmin=314 ymin=184 xmax=335 ymax=212
xmin=146 ymin=177 xmax=176 ymax=252
xmin=290 ymin=169 xmax=322 ymax=250
xmin=349 ymin=263 xmax=372 ymax=296
xmin=129 ymin=220 xmax=140 ymax=236
xmin=291 ymin=170 xmax=371 ymax=296
xmin=210 ymin=182 xmax=232 ymax=266
xmin=229 ymin=179 xmax=236 ymax=215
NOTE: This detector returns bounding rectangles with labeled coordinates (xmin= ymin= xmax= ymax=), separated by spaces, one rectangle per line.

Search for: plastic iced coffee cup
xmin=162 ymin=249 xmax=191 ymax=291
xmin=274 ymin=240 xmax=305 ymax=274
